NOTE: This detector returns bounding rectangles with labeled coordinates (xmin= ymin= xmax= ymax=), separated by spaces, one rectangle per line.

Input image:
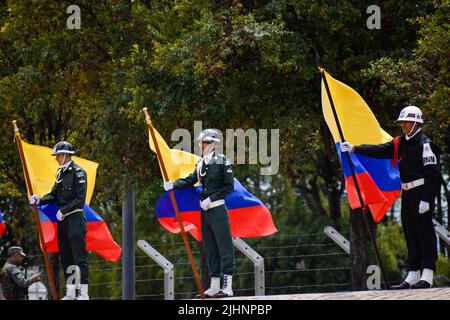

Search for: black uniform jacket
xmin=173 ymin=151 xmax=234 ymax=202
xmin=40 ymin=161 xmax=87 ymax=215
xmin=354 ymin=130 xmax=440 ymax=204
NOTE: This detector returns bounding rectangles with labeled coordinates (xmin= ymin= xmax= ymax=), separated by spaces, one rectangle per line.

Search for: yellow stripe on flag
xmin=321 ymin=70 xmax=392 ymax=145
xmin=21 ymin=141 xmax=98 ymax=204
xmin=148 ymin=127 xmax=200 ymax=182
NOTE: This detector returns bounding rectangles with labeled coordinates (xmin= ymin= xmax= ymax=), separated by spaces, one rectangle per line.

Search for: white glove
xmin=29 ymin=194 xmax=40 ymax=205
xmin=419 ymin=201 xmax=430 ymax=214
xmin=200 ymin=197 xmax=211 ymax=211
xmin=340 ymin=142 xmax=354 ymax=153
xmin=56 ymin=210 xmax=65 ymax=221
xmin=164 ymin=181 xmax=174 ymax=191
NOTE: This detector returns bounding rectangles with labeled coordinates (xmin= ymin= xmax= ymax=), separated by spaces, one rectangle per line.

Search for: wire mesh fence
xmin=0 ymin=230 xmax=376 ymax=300
xmin=92 ymin=231 xmax=351 ymax=300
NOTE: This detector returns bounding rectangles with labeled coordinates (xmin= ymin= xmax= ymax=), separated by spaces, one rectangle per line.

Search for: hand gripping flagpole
xmin=142 ymin=108 xmax=205 ymax=299
xmin=12 ymin=120 xmax=59 ymax=300
xmin=319 ymin=69 xmax=390 ymax=290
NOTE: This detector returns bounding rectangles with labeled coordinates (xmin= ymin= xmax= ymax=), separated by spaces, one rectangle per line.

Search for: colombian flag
xmin=321 ymin=70 xmax=401 ymax=222
xmin=19 ymin=140 xmax=122 ymax=262
xmin=0 ymin=210 xmax=6 ymax=237
xmin=148 ymin=126 xmax=277 ymax=241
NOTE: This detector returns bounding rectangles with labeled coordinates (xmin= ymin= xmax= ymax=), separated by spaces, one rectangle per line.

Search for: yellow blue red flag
xmin=20 ymin=141 xmax=122 ymax=261
xmin=148 ymin=126 xmax=277 ymax=240
xmin=321 ymin=70 xmax=401 ymax=222
xmin=0 ymin=209 xmax=5 ymax=237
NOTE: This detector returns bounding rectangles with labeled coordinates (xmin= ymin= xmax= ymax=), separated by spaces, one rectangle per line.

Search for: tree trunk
xmin=350 ymin=208 xmax=370 ymax=290
xmin=327 ymin=188 xmax=342 ymax=222
xmin=320 ymin=124 xmax=342 ymax=221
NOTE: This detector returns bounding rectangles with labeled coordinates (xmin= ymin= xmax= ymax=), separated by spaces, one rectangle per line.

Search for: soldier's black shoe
xmin=410 ymin=280 xmax=432 ymax=289
xmin=391 ymin=281 xmax=412 ymax=290
xmin=215 ymin=290 xmax=233 ymax=298
xmin=194 ymin=292 xmax=216 ymax=299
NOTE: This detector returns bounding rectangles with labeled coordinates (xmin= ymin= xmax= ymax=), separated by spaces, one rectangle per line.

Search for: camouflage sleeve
xmin=8 ymin=266 xmax=33 ymax=288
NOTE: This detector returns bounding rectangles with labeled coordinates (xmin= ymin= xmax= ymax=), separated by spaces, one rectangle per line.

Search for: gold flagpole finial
xmin=12 ymin=120 xmax=19 ymax=133
xmin=12 ymin=120 xmax=21 ymax=140
xmin=142 ymin=107 xmax=152 ymax=126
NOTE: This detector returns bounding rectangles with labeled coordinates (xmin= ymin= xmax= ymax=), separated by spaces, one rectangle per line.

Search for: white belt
xmin=64 ymin=208 xmax=83 ymax=218
xmin=402 ymin=178 xmax=424 ymax=190
xmin=207 ymin=199 xmax=225 ymax=210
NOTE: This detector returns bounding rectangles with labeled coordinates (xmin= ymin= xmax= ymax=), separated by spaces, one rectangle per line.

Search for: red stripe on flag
xmin=0 ymin=224 xmax=6 ymax=237
xmin=157 ymin=211 xmax=202 ymax=240
xmin=345 ymin=172 xmax=399 ymax=222
xmin=368 ymin=190 xmax=401 ymax=222
xmin=157 ymin=205 xmax=277 ymax=241
xmin=86 ymin=222 xmax=122 ymax=262
xmin=345 ymin=172 xmax=387 ymax=208
xmin=39 ymin=221 xmax=122 ymax=262
xmin=41 ymin=221 xmax=58 ymax=251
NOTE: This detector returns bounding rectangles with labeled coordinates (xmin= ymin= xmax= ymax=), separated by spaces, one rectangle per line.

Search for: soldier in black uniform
xmin=164 ymin=129 xmax=235 ymax=298
xmin=0 ymin=246 xmax=41 ymax=300
xmin=341 ymin=106 xmax=440 ymax=289
xmin=29 ymin=141 xmax=89 ymax=299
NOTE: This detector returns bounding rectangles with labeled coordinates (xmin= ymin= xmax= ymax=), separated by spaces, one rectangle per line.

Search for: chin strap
xmin=202 ymin=144 xmax=215 ymax=157
xmin=197 ymin=145 xmax=216 ymax=180
xmin=405 ymin=123 xmax=420 ymax=141
xmin=56 ymin=154 xmax=69 ymax=183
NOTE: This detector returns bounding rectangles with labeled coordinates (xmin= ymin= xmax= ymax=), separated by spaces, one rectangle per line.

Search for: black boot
xmin=194 ymin=292 xmax=217 ymax=299
xmin=215 ymin=290 xmax=231 ymax=298
xmin=391 ymin=281 xmax=412 ymax=290
xmin=411 ymin=280 xmax=432 ymax=289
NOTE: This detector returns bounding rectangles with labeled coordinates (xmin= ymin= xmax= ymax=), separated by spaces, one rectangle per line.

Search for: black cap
xmin=51 ymin=141 xmax=76 ymax=156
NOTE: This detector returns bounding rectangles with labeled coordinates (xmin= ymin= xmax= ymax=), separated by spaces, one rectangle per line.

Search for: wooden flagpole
xmin=12 ymin=120 xmax=59 ymax=300
xmin=142 ymin=108 xmax=205 ymax=299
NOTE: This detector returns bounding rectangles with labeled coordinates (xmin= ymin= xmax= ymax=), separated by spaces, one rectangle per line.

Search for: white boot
xmin=61 ymin=284 xmax=77 ymax=300
xmin=405 ymin=270 xmax=421 ymax=285
xmin=203 ymin=277 xmax=221 ymax=298
xmin=77 ymin=284 xmax=89 ymax=300
xmin=420 ymin=268 xmax=434 ymax=286
xmin=217 ymin=274 xmax=233 ymax=298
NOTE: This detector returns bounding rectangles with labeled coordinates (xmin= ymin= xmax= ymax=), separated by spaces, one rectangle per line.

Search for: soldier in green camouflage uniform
xmin=164 ymin=129 xmax=235 ymax=298
xmin=0 ymin=246 xmax=40 ymax=300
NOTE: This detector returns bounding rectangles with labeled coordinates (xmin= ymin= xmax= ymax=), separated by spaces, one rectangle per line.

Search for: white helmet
xmin=197 ymin=129 xmax=220 ymax=143
xmin=397 ymin=105 xmax=423 ymax=123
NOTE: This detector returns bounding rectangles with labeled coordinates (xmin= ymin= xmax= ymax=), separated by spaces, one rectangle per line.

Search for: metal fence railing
xmin=0 ymin=230 xmax=353 ymax=300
